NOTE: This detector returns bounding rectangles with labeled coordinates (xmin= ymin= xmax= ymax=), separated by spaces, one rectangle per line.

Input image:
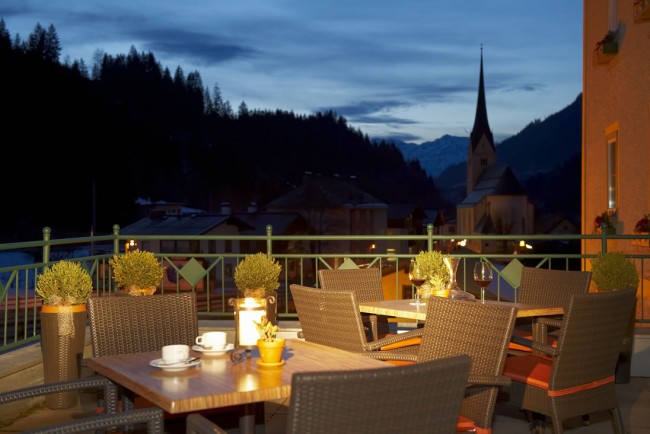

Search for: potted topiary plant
xmin=590 ymin=251 xmax=639 ymax=384
xmin=253 ymin=315 xmax=284 ymax=365
xmin=413 ymin=250 xmax=451 ymax=299
xmin=36 ymin=260 xmax=93 ymax=409
xmin=590 ymin=251 xmax=639 ymax=292
xmin=234 ymin=252 xmax=282 ymax=298
xmin=109 ymin=249 xmax=165 ymax=295
xmin=234 ymin=252 xmax=282 ymax=324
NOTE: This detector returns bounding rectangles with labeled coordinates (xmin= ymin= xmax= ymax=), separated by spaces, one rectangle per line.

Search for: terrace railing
xmin=1 ymin=224 xmax=648 ymax=353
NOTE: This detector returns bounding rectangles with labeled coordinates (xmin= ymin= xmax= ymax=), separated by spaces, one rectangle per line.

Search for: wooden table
xmin=86 ymin=339 xmax=389 ymax=434
xmin=358 ymin=298 xmax=563 ymax=321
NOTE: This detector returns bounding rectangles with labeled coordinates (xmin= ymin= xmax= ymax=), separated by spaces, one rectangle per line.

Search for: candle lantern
xmin=231 ymin=297 xmax=267 ymax=350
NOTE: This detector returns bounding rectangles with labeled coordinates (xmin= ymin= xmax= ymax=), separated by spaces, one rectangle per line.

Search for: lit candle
xmin=237 ymin=298 xmax=265 ymax=347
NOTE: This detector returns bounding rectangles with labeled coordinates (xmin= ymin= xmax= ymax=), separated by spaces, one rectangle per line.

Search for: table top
xmin=86 ymin=339 xmax=389 ymax=414
xmin=358 ymin=298 xmax=563 ymax=321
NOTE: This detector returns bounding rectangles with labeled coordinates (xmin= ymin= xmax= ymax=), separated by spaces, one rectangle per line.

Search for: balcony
xmin=0 ymin=227 xmax=649 ymax=431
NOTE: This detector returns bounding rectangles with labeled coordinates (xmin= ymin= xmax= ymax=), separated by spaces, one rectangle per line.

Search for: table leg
xmin=239 ymin=403 xmax=263 ymax=434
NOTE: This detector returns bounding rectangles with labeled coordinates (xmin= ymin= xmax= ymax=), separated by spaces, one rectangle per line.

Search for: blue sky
xmin=1 ymin=1 xmax=582 ymax=144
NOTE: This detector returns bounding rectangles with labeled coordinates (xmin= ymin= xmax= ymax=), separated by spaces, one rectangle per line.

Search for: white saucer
xmin=192 ymin=343 xmax=234 ymax=355
xmin=150 ymin=358 xmax=201 ymax=371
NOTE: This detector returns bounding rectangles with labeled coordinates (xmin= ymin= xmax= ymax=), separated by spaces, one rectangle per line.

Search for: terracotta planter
xmin=257 ymin=338 xmax=285 ymax=364
xmin=40 ymin=304 xmax=87 ymax=409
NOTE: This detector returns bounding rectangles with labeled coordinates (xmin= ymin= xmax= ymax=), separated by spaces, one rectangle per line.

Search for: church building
xmin=456 ymin=50 xmax=535 ymax=254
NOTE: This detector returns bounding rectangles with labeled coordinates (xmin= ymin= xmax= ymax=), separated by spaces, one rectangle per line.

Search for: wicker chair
xmin=289 ymin=284 xmax=422 ymax=362
xmin=502 ymin=287 xmax=636 ymax=434
xmin=318 ymin=267 xmax=390 ymax=340
xmin=0 ymin=375 xmax=164 ymax=433
xmin=367 ymin=296 xmax=519 ymax=434
xmin=509 ymin=267 xmax=591 ymax=355
xmin=186 ymin=354 xmax=472 ymax=434
xmin=87 ymin=292 xmax=199 ymax=413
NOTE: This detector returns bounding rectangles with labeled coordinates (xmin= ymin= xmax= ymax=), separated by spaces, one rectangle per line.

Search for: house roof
xmin=265 ymin=173 xmax=386 ymax=210
xmin=120 ymin=214 xmax=248 ymax=236
xmin=120 ymin=212 xmax=304 ymax=236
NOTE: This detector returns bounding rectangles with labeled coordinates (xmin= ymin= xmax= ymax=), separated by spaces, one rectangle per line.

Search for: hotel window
xmin=606 ymin=127 xmax=618 ymax=213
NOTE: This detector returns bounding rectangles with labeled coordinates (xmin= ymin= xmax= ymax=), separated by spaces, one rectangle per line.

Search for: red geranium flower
xmin=635 ymin=214 xmax=650 ymax=233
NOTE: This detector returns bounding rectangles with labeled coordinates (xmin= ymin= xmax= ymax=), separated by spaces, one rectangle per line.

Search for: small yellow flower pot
xmin=432 ymin=289 xmax=451 ymax=298
xmin=257 ymin=338 xmax=285 ymax=364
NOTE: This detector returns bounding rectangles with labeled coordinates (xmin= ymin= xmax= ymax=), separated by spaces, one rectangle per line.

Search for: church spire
xmin=470 ymin=46 xmax=494 ymax=152
xmin=467 ymin=46 xmax=497 ymax=195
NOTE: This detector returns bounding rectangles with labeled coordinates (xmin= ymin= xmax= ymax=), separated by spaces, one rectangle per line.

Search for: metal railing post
xmin=42 ymin=227 xmax=51 ymax=266
xmin=266 ymin=225 xmax=273 ymax=255
xmin=113 ymin=224 xmax=121 ymax=254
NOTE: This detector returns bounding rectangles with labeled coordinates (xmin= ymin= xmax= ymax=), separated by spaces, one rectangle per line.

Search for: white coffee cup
xmin=195 ymin=331 xmax=227 ymax=349
xmin=162 ymin=344 xmax=190 ymax=363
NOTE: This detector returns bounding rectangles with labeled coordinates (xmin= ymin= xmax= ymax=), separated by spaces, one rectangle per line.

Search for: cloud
xmin=0 ymin=0 xmax=582 ymax=144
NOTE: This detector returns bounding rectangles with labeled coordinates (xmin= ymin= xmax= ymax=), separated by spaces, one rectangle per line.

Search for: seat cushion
xmin=503 ymin=354 xmax=614 ymax=397
xmin=503 ymin=354 xmax=553 ymax=389
xmin=379 ymin=336 xmax=422 ymax=351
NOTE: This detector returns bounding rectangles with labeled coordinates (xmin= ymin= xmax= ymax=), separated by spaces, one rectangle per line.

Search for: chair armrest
xmin=0 ymin=376 xmax=163 ymax=433
xmin=358 ymin=351 xmax=419 ymax=363
xmin=510 ymin=333 xmax=558 ymax=356
xmin=533 ymin=317 xmax=563 ymax=347
xmin=30 ymin=407 xmax=165 ymax=434
xmin=536 ymin=317 xmax=563 ymax=328
xmin=467 ymin=374 xmax=511 ymax=388
xmin=0 ymin=375 xmax=118 ymax=413
xmin=365 ymin=328 xmax=424 ymax=351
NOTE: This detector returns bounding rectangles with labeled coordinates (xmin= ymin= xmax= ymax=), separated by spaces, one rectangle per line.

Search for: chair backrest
xmin=549 ymin=287 xmax=636 ymax=392
xmin=290 ymin=284 xmax=370 ymax=351
xmin=286 ymin=355 xmax=472 ymax=434
xmin=318 ymin=267 xmax=384 ymax=302
xmin=418 ymin=296 xmax=518 ymax=431
xmin=318 ymin=267 xmax=389 ymax=338
xmin=518 ymin=267 xmax=591 ymax=307
xmin=88 ymin=292 xmax=199 ymax=357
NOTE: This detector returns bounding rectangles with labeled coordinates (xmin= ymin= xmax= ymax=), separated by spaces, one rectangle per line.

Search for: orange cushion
xmin=385 ymin=360 xmax=416 ymax=366
xmin=457 ymin=415 xmax=490 ymax=433
xmin=503 ymin=354 xmax=615 ymax=397
xmin=379 ymin=337 xmax=422 ymax=351
xmin=503 ymin=354 xmax=552 ymax=389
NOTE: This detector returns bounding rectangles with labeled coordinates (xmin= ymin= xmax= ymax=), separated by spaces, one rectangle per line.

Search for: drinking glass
xmin=408 ymin=260 xmax=427 ymax=306
xmin=473 ymin=261 xmax=493 ymax=303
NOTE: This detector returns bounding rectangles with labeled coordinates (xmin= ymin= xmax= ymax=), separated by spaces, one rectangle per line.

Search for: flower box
xmin=593 ymin=31 xmax=618 ymax=64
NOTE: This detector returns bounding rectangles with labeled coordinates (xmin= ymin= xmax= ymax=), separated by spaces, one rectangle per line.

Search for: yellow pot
xmin=257 ymin=338 xmax=285 ymax=364
xmin=432 ymin=289 xmax=451 ymax=298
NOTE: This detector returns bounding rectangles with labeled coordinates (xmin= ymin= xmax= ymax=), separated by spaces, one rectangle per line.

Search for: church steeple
xmin=467 ymin=47 xmax=496 ymax=195
xmin=470 ymin=47 xmax=494 ymax=152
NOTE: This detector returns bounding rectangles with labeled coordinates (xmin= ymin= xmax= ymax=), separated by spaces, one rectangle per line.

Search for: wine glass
xmin=408 ymin=260 xmax=427 ymax=306
xmin=473 ymin=261 xmax=493 ymax=303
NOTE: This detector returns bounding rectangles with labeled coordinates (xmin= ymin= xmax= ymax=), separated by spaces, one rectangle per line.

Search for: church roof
xmin=458 ymin=164 xmax=526 ymax=206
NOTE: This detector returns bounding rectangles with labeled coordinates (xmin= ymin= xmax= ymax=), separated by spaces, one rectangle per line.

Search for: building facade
xmin=582 ymin=0 xmax=650 ymax=258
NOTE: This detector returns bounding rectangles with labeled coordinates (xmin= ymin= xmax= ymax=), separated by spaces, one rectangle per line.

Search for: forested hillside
xmin=0 ymin=20 xmax=442 ymax=242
